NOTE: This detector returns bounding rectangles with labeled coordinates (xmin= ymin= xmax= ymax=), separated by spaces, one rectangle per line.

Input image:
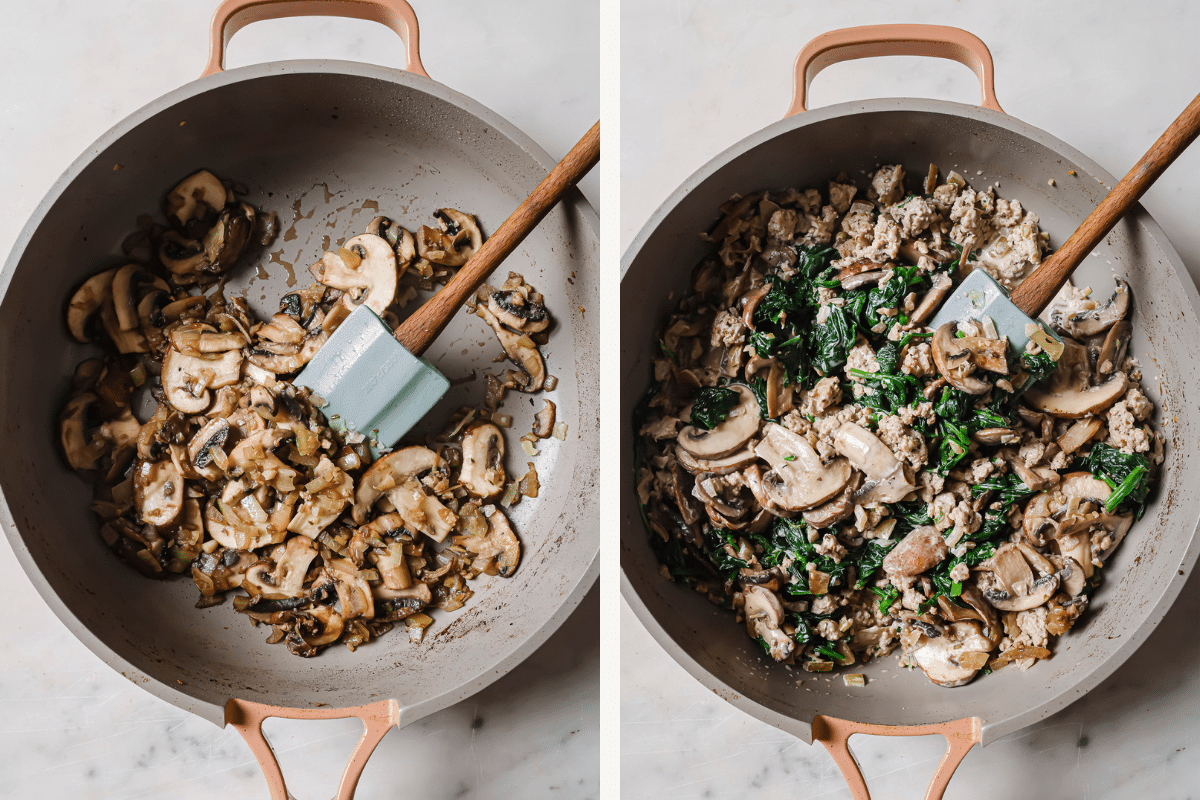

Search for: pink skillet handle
xmin=812 ymin=715 xmax=982 ymax=800
xmin=785 ymin=24 xmax=1004 ymax=117
xmin=225 ymin=698 xmax=400 ymax=800
xmin=201 ymin=0 xmax=429 ymax=78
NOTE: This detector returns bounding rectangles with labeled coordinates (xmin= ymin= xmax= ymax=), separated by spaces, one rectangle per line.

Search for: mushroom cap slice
xmin=475 ymin=303 xmax=545 ymax=391
xmin=134 ymin=459 xmax=184 ymax=527
xmin=978 ymin=543 xmax=1059 ymax=611
xmin=1024 ymin=371 xmax=1127 ymax=419
xmin=352 ymin=446 xmax=444 ymax=524
xmin=883 ymin=525 xmax=948 ymax=577
xmin=203 ymin=203 xmax=256 ymax=273
xmin=158 ymin=230 xmax=208 ymax=276
xmin=460 ymin=421 xmax=506 ymax=499
xmin=931 ymin=322 xmax=994 ymax=394
xmin=801 ymin=471 xmax=862 ymax=528
xmin=161 ymin=347 xmax=244 ymax=414
xmin=678 ymin=444 xmax=758 ymax=477
xmin=832 ymin=421 xmax=917 ymax=504
xmin=677 ymin=385 xmax=761 ymax=460
xmin=111 ymin=264 xmax=167 ymax=332
xmin=458 ymin=506 xmax=522 ymax=577
xmin=416 ymin=208 xmax=482 ymax=267
xmin=1052 ymin=277 xmax=1130 ymax=338
xmin=188 ymin=418 xmax=230 ymax=481
xmin=308 ymin=233 xmax=397 ymax=315
xmin=66 ymin=267 xmax=120 ymax=342
xmin=488 ymin=289 xmax=550 ymax=333
xmin=165 ymin=169 xmax=230 ymax=226
xmin=754 ymin=422 xmax=852 ymax=512
xmin=743 ymin=585 xmax=795 ymax=661
xmin=910 ymin=272 xmax=953 ymax=327
xmin=1095 ymin=319 xmax=1132 ymax=378
xmin=58 ymin=392 xmax=107 ymax=471
xmin=911 ymin=621 xmax=993 ymax=687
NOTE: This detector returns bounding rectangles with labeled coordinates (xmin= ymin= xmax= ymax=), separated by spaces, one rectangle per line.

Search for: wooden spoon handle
xmin=394 ymin=121 xmax=600 ymax=356
xmin=1009 ymin=92 xmax=1200 ymax=318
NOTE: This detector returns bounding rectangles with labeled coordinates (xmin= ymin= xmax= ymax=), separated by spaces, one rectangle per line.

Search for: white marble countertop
xmin=622 ymin=2 xmax=1200 ymax=797
xmin=0 ymin=2 xmax=597 ymax=798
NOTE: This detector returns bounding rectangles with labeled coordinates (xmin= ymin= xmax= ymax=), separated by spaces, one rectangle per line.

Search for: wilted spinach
xmin=1085 ymin=443 xmax=1152 ymax=518
xmin=690 ymin=386 xmax=740 ymax=430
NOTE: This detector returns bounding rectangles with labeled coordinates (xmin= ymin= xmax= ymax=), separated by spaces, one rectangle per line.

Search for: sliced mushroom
xmin=911 ymin=621 xmax=993 ymax=687
xmin=910 ymin=272 xmax=953 ymax=327
xmin=188 ymin=418 xmax=230 ymax=481
xmin=832 ymin=421 xmax=917 ymax=504
xmin=161 ymin=347 xmax=243 ymax=413
xmin=882 ymin=525 xmax=948 ymax=577
xmin=678 ymin=385 xmax=761 ymax=460
xmin=165 ymin=169 xmax=230 ymax=227
xmin=366 ymin=216 xmax=417 ymax=269
xmin=59 ymin=393 xmax=106 ymax=471
xmin=416 ymin=208 xmax=482 ymax=267
xmin=99 ymin=302 xmax=149 ymax=354
xmin=1057 ymin=417 xmax=1103 ymax=455
xmin=677 ymin=444 xmax=758 ymax=476
xmin=308 ymin=233 xmax=397 ymax=315
xmin=460 ymin=422 xmax=506 ymax=499
xmin=931 ymin=321 xmax=1005 ymax=394
xmin=533 ymin=400 xmax=556 ymax=438
xmin=1095 ymin=320 xmax=1132 ymax=377
xmin=457 ymin=506 xmax=521 ymax=577
xmin=203 ymin=203 xmax=256 ymax=273
xmin=1051 ymin=277 xmax=1130 ymax=338
xmin=109 ymin=264 xmax=166 ymax=332
xmin=475 ymin=303 xmax=545 ymax=391
xmin=801 ymin=471 xmax=862 ymax=528
xmin=134 ymin=459 xmax=184 ymax=527
xmin=351 ymin=446 xmax=446 ymax=524
xmin=978 ymin=543 xmax=1059 ymax=611
xmin=754 ymin=422 xmax=852 ymax=511
xmin=168 ymin=321 xmax=246 ymax=354
xmin=487 ymin=282 xmax=550 ymax=333
xmin=743 ymin=585 xmax=794 ymax=661
xmin=257 ymin=313 xmax=307 ymax=344
xmin=1024 ymin=339 xmax=1127 ymax=419
xmin=158 ymin=230 xmax=208 ymax=276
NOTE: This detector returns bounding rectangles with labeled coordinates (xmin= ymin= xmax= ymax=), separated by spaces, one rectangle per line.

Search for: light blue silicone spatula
xmin=295 ymin=121 xmax=599 ymax=449
xmin=929 ymin=92 xmax=1200 ymax=384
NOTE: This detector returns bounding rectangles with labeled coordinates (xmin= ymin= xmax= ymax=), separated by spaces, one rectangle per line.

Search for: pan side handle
xmin=811 ymin=714 xmax=982 ymax=800
xmin=225 ymin=698 xmax=400 ymax=800
xmin=201 ymin=0 xmax=429 ymax=78
xmin=785 ymin=24 xmax=1003 ymax=117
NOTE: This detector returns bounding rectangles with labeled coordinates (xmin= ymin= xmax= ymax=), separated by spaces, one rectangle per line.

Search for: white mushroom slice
xmin=801 ymin=472 xmax=862 ymax=528
xmin=931 ymin=322 xmax=1005 ymax=394
xmin=1057 ymin=417 xmax=1103 ymax=455
xmin=882 ymin=525 xmax=948 ymax=577
xmin=910 ymin=272 xmax=953 ymax=327
xmin=58 ymin=393 xmax=107 ymax=471
xmin=256 ymin=313 xmax=306 ymax=344
xmin=308 ymin=233 xmax=397 ymax=315
xmin=368 ymin=540 xmax=413 ymax=590
xmin=386 ymin=478 xmax=457 ymax=543
xmin=1024 ymin=371 xmax=1127 ymax=419
xmin=677 ymin=385 xmax=761 ymax=459
xmin=158 ymin=231 xmax=208 ymax=276
xmin=66 ymin=267 xmax=119 ymax=342
xmin=460 ymin=422 xmax=506 ymax=499
xmin=487 ymin=288 xmax=550 ymax=333
xmin=475 ymin=303 xmax=545 ymax=391
xmin=1051 ymin=277 xmax=1130 ymax=338
xmin=111 ymin=264 xmax=167 ymax=331
xmin=351 ymin=446 xmax=445 ymax=523
xmin=373 ymin=582 xmax=433 ymax=604
xmin=203 ymin=203 xmax=255 ymax=273
xmin=677 ymin=444 xmax=758 ymax=476
xmin=457 ymin=506 xmax=522 ymax=577
xmin=743 ymin=585 xmax=794 ymax=661
xmin=978 ymin=543 xmax=1059 ymax=611
xmin=99 ymin=301 xmax=149 ymax=354
xmin=1095 ymin=320 xmax=1132 ymax=377
xmin=754 ymin=422 xmax=852 ymax=511
xmin=161 ymin=347 xmax=244 ymax=414
xmin=168 ymin=322 xmax=247 ymax=354
xmin=365 ymin=216 xmax=417 ymax=270
xmin=246 ymin=329 xmax=328 ymax=374
xmin=287 ymin=456 xmax=354 ymax=539
xmin=246 ymin=537 xmax=319 ymax=599
xmin=134 ymin=459 xmax=184 ymax=527
xmin=1060 ymin=512 xmax=1133 ymax=566
xmin=187 ymin=418 xmax=230 ymax=480
xmin=832 ymin=421 xmax=917 ymax=504
xmin=911 ymin=621 xmax=993 ymax=687
xmin=165 ymin=169 xmax=231 ymax=226
xmin=416 ymin=208 xmax=482 ymax=267
xmin=1057 ymin=556 xmax=1087 ymax=596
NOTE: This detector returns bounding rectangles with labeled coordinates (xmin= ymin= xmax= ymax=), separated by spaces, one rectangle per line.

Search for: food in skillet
xmin=59 ymin=170 xmax=563 ymax=657
xmin=634 ymin=164 xmax=1161 ymax=686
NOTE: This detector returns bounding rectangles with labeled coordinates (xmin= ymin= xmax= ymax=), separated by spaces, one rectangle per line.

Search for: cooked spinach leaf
xmin=690 ymin=386 xmax=740 ymax=430
xmin=1084 ymin=443 xmax=1153 ymax=518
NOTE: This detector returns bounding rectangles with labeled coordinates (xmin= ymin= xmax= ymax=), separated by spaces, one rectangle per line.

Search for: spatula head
xmin=295 ymin=305 xmax=450 ymax=450
xmin=928 ymin=268 xmax=1063 ymax=388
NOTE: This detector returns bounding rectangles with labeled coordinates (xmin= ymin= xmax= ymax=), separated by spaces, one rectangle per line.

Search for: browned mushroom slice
xmin=931 ymin=321 xmax=1007 ymax=394
xmin=677 ymin=385 xmax=761 ymax=460
xmin=977 ymin=543 xmax=1059 ymax=611
xmin=416 ymin=208 xmax=482 ymax=267
xmin=740 ymin=284 xmax=771 ymax=330
xmin=168 ymin=321 xmax=246 ymax=354
xmin=256 ymin=313 xmax=307 ymax=344
xmin=308 ymin=233 xmax=398 ymax=315
xmin=910 ymin=272 xmax=953 ymax=327
xmin=460 ymin=421 xmax=506 ymax=499
xmin=187 ymin=418 xmax=231 ymax=481
xmin=487 ymin=274 xmax=551 ymax=333
xmin=287 ymin=456 xmax=354 ymax=539
xmin=676 ymin=444 xmax=758 ymax=476
xmin=457 ymin=506 xmax=521 ymax=577
xmin=475 ymin=302 xmax=545 ymax=391
xmin=351 ymin=446 xmax=445 ymax=523
xmin=58 ymin=393 xmax=107 ymax=471
xmin=1051 ymin=277 xmax=1130 ymax=338
xmin=754 ymin=422 xmax=852 ymax=511
xmin=743 ymin=585 xmax=794 ymax=661
xmin=1024 ymin=370 xmax=1127 ymax=419
xmin=158 ymin=230 xmax=208 ymax=276
xmin=1094 ymin=320 xmax=1132 ymax=377
xmin=134 ymin=459 xmax=184 ymax=527
xmin=1056 ymin=417 xmax=1103 ymax=455
xmin=161 ymin=347 xmax=243 ymax=414
xmin=801 ymin=471 xmax=862 ymax=528
xmin=883 ymin=525 xmax=948 ymax=577
xmin=203 ymin=202 xmax=256 ymax=273
xmin=165 ymin=169 xmax=231 ymax=227
xmin=533 ymin=400 xmax=556 ymax=438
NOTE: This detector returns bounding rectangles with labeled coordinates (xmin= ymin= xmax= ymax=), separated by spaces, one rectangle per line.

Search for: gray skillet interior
xmin=620 ymin=98 xmax=1200 ymax=745
xmin=0 ymin=62 xmax=599 ymax=727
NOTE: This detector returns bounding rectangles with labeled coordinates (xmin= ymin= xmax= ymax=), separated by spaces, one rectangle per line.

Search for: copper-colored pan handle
xmin=785 ymin=24 xmax=1003 ymax=117
xmin=201 ymin=0 xmax=429 ymax=78
xmin=225 ymin=698 xmax=400 ymax=800
xmin=812 ymin=715 xmax=982 ymax=800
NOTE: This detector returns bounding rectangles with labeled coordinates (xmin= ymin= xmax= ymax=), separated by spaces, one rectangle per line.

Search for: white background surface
xmin=622 ymin=2 xmax=1200 ymax=798
xmin=0 ymin=1 xmax=598 ymax=798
